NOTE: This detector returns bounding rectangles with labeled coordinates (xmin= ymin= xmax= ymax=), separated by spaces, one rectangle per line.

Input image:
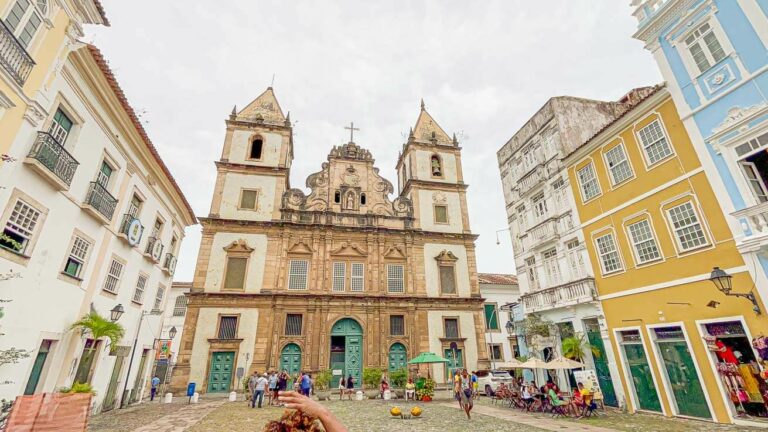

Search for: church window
xmin=360 ymin=193 xmax=366 ymax=205
xmin=386 ymin=264 xmax=405 ymax=293
xmin=288 ymin=260 xmax=309 ymax=290
xmin=439 ymin=264 xmax=456 ymax=294
xmin=285 ymin=314 xmax=303 ymax=335
xmin=332 ymin=262 xmax=346 ymax=292
xmin=334 ymin=191 xmax=341 ymax=204
xmin=223 ymin=257 xmax=247 ymax=289
xmin=239 ymin=189 xmax=258 ymax=210
xmin=443 ymin=318 xmax=459 ymax=339
xmin=217 ymin=316 xmax=238 ymax=339
xmin=430 ymin=154 xmax=443 ymax=177
xmin=390 ymin=315 xmax=405 ymax=336
xmin=249 ymin=137 xmax=263 ymax=159
xmin=434 ymin=205 xmax=448 ymax=224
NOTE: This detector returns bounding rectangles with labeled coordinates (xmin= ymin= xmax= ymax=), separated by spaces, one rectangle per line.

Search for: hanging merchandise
xmin=753 ymin=336 xmax=768 ymax=362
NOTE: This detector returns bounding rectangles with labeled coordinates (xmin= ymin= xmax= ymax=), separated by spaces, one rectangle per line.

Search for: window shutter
xmin=224 ymin=257 xmax=247 ymax=289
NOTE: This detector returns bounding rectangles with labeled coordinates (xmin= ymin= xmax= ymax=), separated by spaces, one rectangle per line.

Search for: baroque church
xmin=171 ymin=88 xmax=488 ymax=393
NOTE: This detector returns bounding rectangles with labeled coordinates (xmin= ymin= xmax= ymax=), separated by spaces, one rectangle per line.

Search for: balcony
xmin=517 ymin=166 xmax=544 ymax=196
xmin=144 ymin=236 xmax=164 ymax=263
xmin=521 ymin=278 xmax=597 ymax=314
xmin=163 ymin=253 xmax=177 ymax=275
xmin=118 ymin=214 xmax=144 ymax=246
xmin=0 ymin=19 xmax=35 ymax=86
xmin=24 ymin=132 xmax=79 ymax=190
xmin=732 ymin=201 xmax=768 ymax=254
xmin=82 ymin=182 xmax=117 ymax=224
xmin=529 ymin=218 xmax=559 ymax=245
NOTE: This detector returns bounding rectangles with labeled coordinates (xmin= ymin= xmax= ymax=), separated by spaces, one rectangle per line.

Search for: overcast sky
xmin=87 ymin=1 xmax=661 ymax=282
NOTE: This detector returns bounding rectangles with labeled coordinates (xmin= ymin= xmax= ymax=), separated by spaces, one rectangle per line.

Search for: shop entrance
xmin=618 ymin=329 xmax=662 ymax=412
xmin=703 ymin=320 xmax=767 ymax=421
xmin=653 ymin=326 xmax=710 ymax=419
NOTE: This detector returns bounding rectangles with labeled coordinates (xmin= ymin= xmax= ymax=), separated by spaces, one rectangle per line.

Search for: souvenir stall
xmin=703 ymin=321 xmax=768 ymax=420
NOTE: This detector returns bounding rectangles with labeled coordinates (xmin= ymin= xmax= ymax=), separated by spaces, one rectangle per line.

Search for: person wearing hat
xmin=252 ymin=372 xmax=269 ymax=408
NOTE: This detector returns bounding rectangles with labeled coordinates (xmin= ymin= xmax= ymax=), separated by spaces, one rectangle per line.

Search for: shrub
xmin=389 ymin=367 xmax=408 ymax=388
xmin=314 ymin=369 xmax=332 ymax=390
xmin=362 ymin=367 xmax=383 ymax=389
xmin=59 ymin=382 xmax=96 ymax=395
xmin=416 ymin=378 xmax=435 ymax=399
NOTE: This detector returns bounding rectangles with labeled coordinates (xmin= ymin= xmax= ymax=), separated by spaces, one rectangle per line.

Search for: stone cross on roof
xmin=344 ymin=122 xmax=360 ymax=143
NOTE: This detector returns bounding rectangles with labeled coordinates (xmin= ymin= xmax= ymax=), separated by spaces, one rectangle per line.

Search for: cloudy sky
xmin=87 ymin=0 xmax=661 ymax=282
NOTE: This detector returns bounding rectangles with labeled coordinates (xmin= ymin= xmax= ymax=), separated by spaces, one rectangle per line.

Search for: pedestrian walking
xmin=252 ymin=373 xmax=269 ymax=408
xmin=338 ymin=376 xmax=346 ymax=400
xmin=150 ymin=375 xmax=160 ymax=401
xmin=300 ymin=372 xmax=312 ymax=397
xmin=248 ymin=371 xmax=259 ymax=405
xmin=460 ymin=369 xmax=474 ymax=419
xmin=268 ymin=371 xmax=279 ymax=406
xmin=277 ymin=370 xmax=288 ymax=406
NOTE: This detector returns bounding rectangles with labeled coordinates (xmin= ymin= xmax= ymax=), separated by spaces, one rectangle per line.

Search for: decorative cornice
xmin=633 ymin=0 xmax=697 ymax=44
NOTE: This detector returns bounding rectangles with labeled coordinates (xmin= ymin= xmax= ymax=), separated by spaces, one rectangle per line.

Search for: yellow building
xmin=0 ymin=0 xmax=108 ymax=162
xmin=565 ymin=85 xmax=768 ymax=427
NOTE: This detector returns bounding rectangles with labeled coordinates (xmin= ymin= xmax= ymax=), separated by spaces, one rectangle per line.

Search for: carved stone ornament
xmin=711 ymin=103 xmax=768 ymax=135
xmin=340 ymin=165 xmax=360 ymax=186
xmin=223 ymin=239 xmax=254 ymax=254
xmin=330 ymin=241 xmax=368 ymax=256
xmin=287 ymin=239 xmax=313 ymax=254
xmin=329 ymin=142 xmax=373 ymax=161
xmin=383 ymin=245 xmax=407 ymax=259
xmin=23 ymin=104 xmax=46 ymax=127
xmin=282 ymin=188 xmax=307 ymax=210
xmin=434 ymin=249 xmax=459 ymax=264
xmin=432 ymin=192 xmax=447 ymax=204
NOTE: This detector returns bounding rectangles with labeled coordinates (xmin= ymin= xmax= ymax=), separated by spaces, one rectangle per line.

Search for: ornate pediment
xmin=383 ymin=245 xmax=407 ymax=259
xmin=287 ymin=239 xmax=314 ymax=255
xmin=330 ymin=241 xmax=368 ymax=257
xmin=223 ymin=239 xmax=254 ymax=254
xmin=434 ymin=250 xmax=459 ymax=264
xmin=329 ymin=142 xmax=373 ymax=161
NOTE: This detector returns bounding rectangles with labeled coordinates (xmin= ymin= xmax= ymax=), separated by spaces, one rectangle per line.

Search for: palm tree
xmin=561 ymin=334 xmax=600 ymax=362
xmin=70 ymin=311 xmax=125 ymax=349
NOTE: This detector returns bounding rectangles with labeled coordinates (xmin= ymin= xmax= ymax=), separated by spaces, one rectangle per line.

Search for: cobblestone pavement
xmin=88 ymin=399 xmax=191 ymax=432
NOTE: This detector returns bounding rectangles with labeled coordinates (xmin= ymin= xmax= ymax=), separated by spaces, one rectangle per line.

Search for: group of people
xmin=336 ymin=374 xmax=356 ymax=399
xmin=495 ymin=377 xmax=596 ymax=418
xmin=248 ymin=370 xmax=313 ymax=408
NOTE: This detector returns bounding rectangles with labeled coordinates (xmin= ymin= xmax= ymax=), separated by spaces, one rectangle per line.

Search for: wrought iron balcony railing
xmin=119 ymin=214 xmax=144 ymax=245
xmin=26 ymin=132 xmax=79 ymax=187
xmin=164 ymin=253 xmax=177 ymax=275
xmin=144 ymin=236 xmax=164 ymax=262
xmin=522 ymin=278 xmax=597 ymax=314
xmin=0 ymin=19 xmax=35 ymax=86
xmin=84 ymin=182 xmax=117 ymax=221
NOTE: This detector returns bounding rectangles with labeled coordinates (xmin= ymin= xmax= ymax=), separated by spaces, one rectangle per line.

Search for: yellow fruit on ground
xmin=390 ymin=407 xmax=401 ymax=416
xmin=410 ymin=406 xmax=422 ymax=417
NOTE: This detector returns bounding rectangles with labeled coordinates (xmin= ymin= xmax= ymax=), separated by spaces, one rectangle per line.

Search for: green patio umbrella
xmin=407 ymin=352 xmax=450 ymax=364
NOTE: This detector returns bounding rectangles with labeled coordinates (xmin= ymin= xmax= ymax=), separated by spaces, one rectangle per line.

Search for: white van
xmin=475 ymin=369 xmax=514 ymax=396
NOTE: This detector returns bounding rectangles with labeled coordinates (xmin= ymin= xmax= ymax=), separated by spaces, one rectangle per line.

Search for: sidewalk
xmin=129 ymin=400 xmax=225 ymax=432
xmin=438 ymin=401 xmax=618 ymax=432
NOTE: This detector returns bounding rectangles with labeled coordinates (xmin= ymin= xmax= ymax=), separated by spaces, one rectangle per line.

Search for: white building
xmin=154 ymin=281 xmax=190 ymax=386
xmin=0 ymin=43 xmax=195 ymax=412
xmin=496 ymin=95 xmax=632 ymax=406
xmin=478 ymin=273 xmax=519 ymax=371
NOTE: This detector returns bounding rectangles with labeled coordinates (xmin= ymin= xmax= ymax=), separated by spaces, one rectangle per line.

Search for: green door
xmin=207 ymin=351 xmax=234 ymax=393
xmin=131 ymin=349 xmax=149 ymax=402
xmin=657 ymin=339 xmax=710 ymax=418
xmin=24 ymin=340 xmax=52 ymax=395
xmin=102 ymin=356 xmax=125 ymax=411
xmin=586 ymin=330 xmax=618 ymax=407
xmin=331 ymin=318 xmax=363 ymax=386
xmin=622 ymin=343 xmax=662 ymax=412
xmin=388 ymin=343 xmax=407 ymax=372
xmin=280 ymin=344 xmax=302 ymax=378
xmin=444 ymin=348 xmax=463 ymax=380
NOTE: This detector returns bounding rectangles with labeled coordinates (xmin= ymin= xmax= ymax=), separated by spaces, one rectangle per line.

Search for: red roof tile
xmin=478 ymin=273 xmax=518 ymax=285
xmin=93 ymin=0 xmax=110 ymax=26
xmin=85 ymin=45 xmax=195 ymax=223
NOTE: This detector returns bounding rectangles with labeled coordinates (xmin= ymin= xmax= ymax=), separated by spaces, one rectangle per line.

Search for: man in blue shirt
xmin=300 ymin=372 xmax=312 ymax=397
xmin=150 ymin=375 xmax=161 ymax=401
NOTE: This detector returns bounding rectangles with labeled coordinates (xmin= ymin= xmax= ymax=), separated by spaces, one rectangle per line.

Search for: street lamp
xmin=110 ymin=304 xmax=125 ymax=322
xmin=169 ymin=326 xmax=177 ymax=340
xmin=709 ymin=267 xmax=761 ymax=314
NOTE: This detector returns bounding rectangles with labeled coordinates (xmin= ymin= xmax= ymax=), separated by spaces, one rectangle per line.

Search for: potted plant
xmin=314 ymin=370 xmax=332 ymax=400
xmin=389 ymin=367 xmax=408 ymax=398
xmin=362 ymin=368 xmax=382 ymax=399
xmin=416 ymin=378 xmax=434 ymax=401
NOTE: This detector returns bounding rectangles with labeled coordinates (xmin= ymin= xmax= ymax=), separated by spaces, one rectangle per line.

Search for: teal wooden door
xmin=331 ymin=318 xmax=363 ymax=386
xmin=622 ymin=343 xmax=661 ymax=412
xmin=102 ymin=356 xmax=125 ymax=411
xmin=657 ymin=339 xmax=710 ymax=418
xmin=444 ymin=348 xmax=463 ymax=380
xmin=24 ymin=340 xmax=52 ymax=395
xmin=207 ymin=351 xmax=234 ymax=393
xmin=280 ymin=344 xmax=302 ymax=377
xmin=388 ymin=343 xmax=407 ymax=372
xmin=586 ymin=330 xmax=618 ymax=407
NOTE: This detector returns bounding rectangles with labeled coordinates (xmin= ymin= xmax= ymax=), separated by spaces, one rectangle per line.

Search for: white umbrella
xmin=545 ymin=356 xmax=585 ymax=370
xmin=518 ymin=357 xmax=550 ymax=369
xmin=495 ymin=359 xmax=524 ymax=369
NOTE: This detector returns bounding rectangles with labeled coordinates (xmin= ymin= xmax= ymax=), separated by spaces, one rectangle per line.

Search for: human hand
xmin=277 ymin=391 xmax=329 ymax=419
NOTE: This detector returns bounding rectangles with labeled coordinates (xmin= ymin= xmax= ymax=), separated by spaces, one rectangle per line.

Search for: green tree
xmin=314 ymin=369 xmax=333 ymax=390
xmin=389 ymin=367 xmax=408 ymax=388
xmin=561 ymin=334 xmax=600 ymax=361
xmin=70 ymin=312 xmax=125 ymax=352
xmin=362 ymin=367 xmax=383 ymax=389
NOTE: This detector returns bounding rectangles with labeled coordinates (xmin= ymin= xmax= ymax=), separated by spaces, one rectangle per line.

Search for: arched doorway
xmin=280 ymin=343 xmax=302 ymax=379
xmin=330 ymin=318 xmax=363 ymax=387
xmin=388 ymin=343 xmax=407 ymax=372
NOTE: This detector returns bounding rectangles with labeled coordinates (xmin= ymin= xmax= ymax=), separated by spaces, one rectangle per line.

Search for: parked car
xmin=475 ymin=369 xmax=514 ymax=396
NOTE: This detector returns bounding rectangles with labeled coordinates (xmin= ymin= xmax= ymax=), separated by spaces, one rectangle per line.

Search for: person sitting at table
xmin=545 ymin=377 xmax=560 ymax=394
xmin=547 ymin=386 xmax=569 ymax=415
xmin=379 ymin=378 xmax=389 ymax=399
xmin=405 ymin=378 xmax=416 ymax=401
xmin=576 ymin=382 xmax=596 ymax=416
xmin=520 ymin=382 xmax=535 ymax=411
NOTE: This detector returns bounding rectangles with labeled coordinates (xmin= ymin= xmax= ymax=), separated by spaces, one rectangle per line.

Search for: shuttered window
xmin=332 ymin=262 xmax=346 ymax=292
xmin=240 ymin=190 xmax=258 ymax=210
xmin=132 ymin=275 xmax=147 ymax=303
xmin=153 ymin=286 xmax=165 ymax=311
xmin=172 ymin=295 xmax=188 ymax=317
xmin=102 ymin=259 xmax=124 ymax=293
xmin=387 ymin=264 xmax=404 ymax=293
xmin=218 ymin=316 xmax=238 ymax=339
xmin=444 ymin=318 xmax=459 ymax=339
xmin=285 ymin=314 xmax=303 ymax=336
xmin=224 ymin=257 xmax=247 ymax=289
xmin=484 ymin=304 xmax=499 ymax=330
xmin=390 ymin=315 xmax=404 ymax=336
xmin=439 ymin=265 xmax=456 ymax=294
xmin=351 ymin=263 xmax=364 ymax=292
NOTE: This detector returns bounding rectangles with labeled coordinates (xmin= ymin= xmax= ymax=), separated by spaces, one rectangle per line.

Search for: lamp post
xmin=120 ymin=309 xmax=161 ymax=408
xmin=110 ymin=304 xmax=125 ymax=322
xmin=709 ymin=267 xmax=761 ymax=315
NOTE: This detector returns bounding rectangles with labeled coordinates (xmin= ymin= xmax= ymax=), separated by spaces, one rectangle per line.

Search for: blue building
xmin=632 ymin=0 xmax=768 ymax=426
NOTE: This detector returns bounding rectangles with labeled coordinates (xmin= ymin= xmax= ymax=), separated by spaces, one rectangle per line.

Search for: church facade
xmin=171 ymin=88 xmax=488 ymax=393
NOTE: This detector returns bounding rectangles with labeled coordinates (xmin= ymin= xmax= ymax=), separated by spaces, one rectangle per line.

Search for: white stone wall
xmin=413 ymin=150 xmax=458 ymax=183
xmin=480 ymin=284 xmax=520 ymax=366
xmin=204 ymin=232 xmax=268 ymax=293
xmin=417 ymin=190 xmax=463 ymax=233
xmin=422 ymin=244 xmax=470 ymax=297
xmin=217 ymin=173 xmax=277 ymax=221
xmin=427 ymin=310 xmax=479 ymax=383
xmin=188 ymin=308 xmax=260 ymax=387
xmin=227 ymin=130 xmax=283 ymax=166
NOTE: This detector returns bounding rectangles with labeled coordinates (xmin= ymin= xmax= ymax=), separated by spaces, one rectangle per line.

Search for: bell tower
xmin=396 ymin=101 xmax=470 ymax=234
xmin=209 ymin=87 xmax=293 ymax=222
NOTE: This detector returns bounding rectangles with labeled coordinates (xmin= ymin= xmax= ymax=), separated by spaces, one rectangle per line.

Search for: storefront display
xmin=704 ymin=321 xmax=768 ymax=420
